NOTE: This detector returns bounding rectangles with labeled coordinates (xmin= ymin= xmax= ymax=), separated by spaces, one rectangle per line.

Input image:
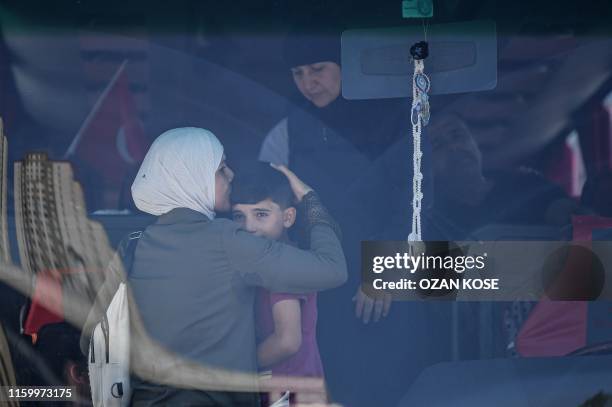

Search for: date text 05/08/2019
xmin=372 ymin=278 xmax=500 ymax=291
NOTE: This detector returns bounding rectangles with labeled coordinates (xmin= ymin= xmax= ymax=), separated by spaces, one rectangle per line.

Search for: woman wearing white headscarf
xmin=126 ymin=127 xmax=346 ymax=406
xmin=131 ymin=127 xmax=228 ymax=219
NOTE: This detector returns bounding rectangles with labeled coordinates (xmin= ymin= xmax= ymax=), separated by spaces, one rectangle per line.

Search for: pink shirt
xmin=256 ymin=288 xmax=324 ymax=378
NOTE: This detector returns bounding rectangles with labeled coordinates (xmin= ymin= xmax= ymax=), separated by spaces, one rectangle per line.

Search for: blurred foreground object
xmin=399 ymin=356 xmax=612 ymax=406
xmin=0 ymin=119 xmax=9 ymax=264
xmin=0 ymin=323 xmax=19 ymax=407
xmin=14 ymin=152 xmax=113 ymax=337
xmin=14 ymin=153 xmax=113 ymax=275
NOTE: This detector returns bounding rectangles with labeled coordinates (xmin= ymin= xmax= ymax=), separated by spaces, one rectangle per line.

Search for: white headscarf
xmin=131 ymin=127 xmax=224 ymax=219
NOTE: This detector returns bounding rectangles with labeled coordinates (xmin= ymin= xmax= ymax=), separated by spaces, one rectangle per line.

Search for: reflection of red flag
xmin=23 ymin=271 xmax=64 ymax=343
xmin=516 ymin=215 xmax=612 ymax=357
xmin=64 ymin=61 xmax=149 ymax=186
xmin=516 ymin=299 xmax=588 ymax=357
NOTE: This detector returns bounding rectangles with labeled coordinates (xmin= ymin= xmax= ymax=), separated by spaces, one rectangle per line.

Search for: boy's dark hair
xmin=231 ymin=163 xmax=294 ymax=209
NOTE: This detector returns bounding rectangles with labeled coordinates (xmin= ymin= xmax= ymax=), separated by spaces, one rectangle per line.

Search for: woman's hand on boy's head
xmin=270 ymin=163 xmax=313 ymax=203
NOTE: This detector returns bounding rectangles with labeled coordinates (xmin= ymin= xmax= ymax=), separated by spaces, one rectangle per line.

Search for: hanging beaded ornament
xmin=407 ymin=41 xmax=430 ymax=253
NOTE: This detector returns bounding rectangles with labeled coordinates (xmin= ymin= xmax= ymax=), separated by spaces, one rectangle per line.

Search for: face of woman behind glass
xmin=214 ymin=156 xmax=234 ymax=212
xmin=291 ymin=61 xmax=341 ymax=108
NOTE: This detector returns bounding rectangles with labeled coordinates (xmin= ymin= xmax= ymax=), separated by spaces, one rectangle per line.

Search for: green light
xmin=402 ymin=0 xmax=434 ymax=18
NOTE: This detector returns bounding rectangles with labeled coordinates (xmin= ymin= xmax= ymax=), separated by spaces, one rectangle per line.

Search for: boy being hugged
xmin=231 ymin=163 xmax=326 ymax=403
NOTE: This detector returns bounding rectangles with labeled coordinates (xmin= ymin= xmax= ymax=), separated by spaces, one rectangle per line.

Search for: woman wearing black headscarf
xmin=259 ymin=28 xmax=436 ymax=407
xmin=260 ymin=27 xmax=432 ymax=316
